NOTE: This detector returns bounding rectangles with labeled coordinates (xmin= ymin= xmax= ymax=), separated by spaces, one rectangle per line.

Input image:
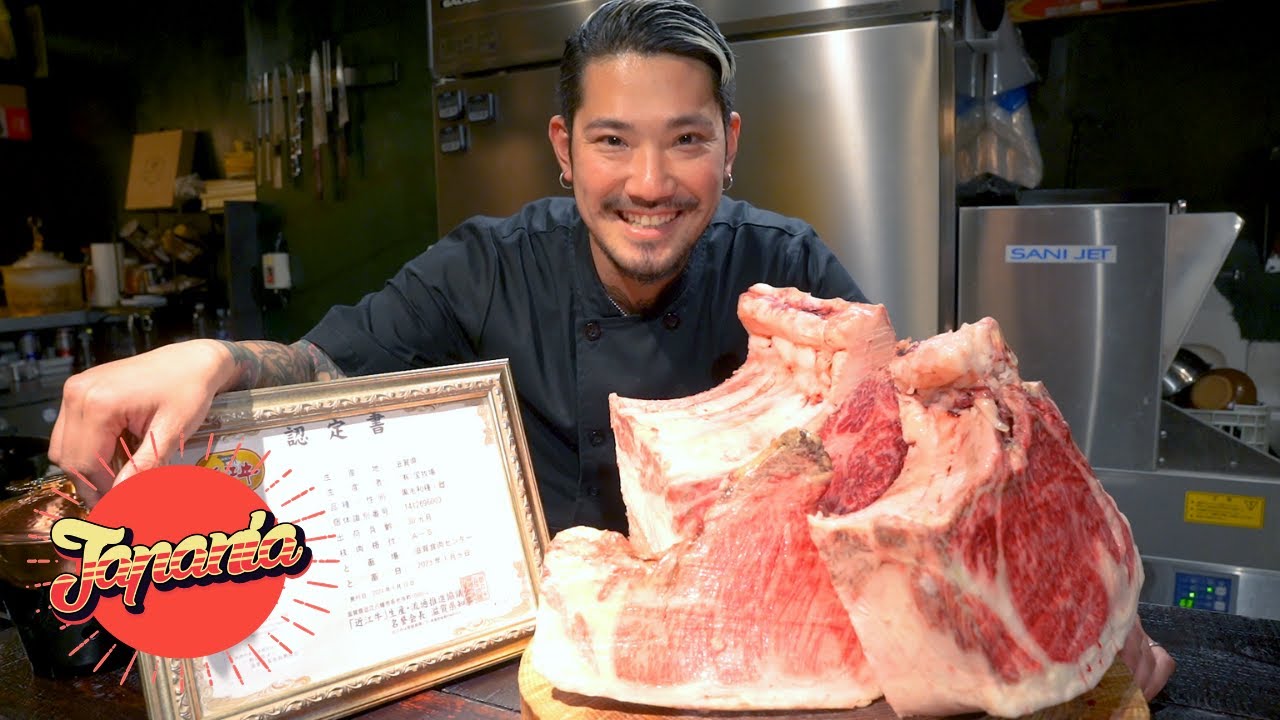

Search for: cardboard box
xmin=125 ymin=129 xmax=195 ymax=210
xmin=0 ymin=84 xmax=31 ymax=141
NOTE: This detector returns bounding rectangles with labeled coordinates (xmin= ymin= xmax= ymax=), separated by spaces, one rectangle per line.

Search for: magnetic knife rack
xmin=245 ymin=62 xmax=399 ymax=103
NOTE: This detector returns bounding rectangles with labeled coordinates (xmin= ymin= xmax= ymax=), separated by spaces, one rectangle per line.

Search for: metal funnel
xmin=1161 ymin=212 xmax=1243 ymax=374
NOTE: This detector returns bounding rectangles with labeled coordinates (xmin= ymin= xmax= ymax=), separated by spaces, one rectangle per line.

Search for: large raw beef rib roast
xmin=529 ymin=284 xmax=1142 ymax=717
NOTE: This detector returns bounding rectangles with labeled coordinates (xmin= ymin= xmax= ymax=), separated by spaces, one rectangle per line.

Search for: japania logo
xmin=41 ymin=435 xmax=320 ymax=667
xmin=50 ymin=508 xmax=311 ymax=622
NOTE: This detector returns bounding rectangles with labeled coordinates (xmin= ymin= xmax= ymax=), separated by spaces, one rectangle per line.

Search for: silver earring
xmin=559 ymin=172 xmax=573 ymax=190
xmin=722 ymin=172 xmax=734 ymax=191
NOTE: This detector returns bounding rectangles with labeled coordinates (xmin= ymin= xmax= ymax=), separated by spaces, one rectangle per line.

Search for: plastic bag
xmin=174 ymin=173 xmax=205 ymax=202
xmin=956 ymin=6 xmax=1044 ymax=189
xmin=957 ymin=86 xmax=1044 ymax=189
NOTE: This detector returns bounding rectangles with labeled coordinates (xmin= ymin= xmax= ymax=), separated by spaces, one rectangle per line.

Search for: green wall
xmin=244 ymin=0 xmax=436 ymax=341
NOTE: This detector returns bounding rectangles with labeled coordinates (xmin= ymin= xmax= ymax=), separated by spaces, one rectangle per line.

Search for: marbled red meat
xmin=532 ymin=286 xmax=1141 ymax=717
xmin=809 ymin=318 xmax=1141 ymax=717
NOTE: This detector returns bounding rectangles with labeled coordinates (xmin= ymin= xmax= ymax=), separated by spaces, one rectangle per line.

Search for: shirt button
xmin=663 ymin=312 xmax=680 ymax=330
xmin=584 ymin=321 xmax=602 ymax=341
xmin=588 ymin=429 xmax=606 ymax=446
xmin=586 ymin=485 xmax=600 ymax=497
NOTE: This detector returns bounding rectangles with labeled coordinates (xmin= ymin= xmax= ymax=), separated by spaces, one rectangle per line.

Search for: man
xmin=48 ymin=0 xmax=1173 ymax=700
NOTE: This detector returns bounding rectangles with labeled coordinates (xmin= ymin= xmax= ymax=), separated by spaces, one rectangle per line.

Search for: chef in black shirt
xmin=302 ymin=199 xmax=859 ymax=533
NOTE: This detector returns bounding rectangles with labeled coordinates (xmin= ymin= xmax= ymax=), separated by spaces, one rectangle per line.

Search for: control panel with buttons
xmin=1173 ymin=571 xmax=1233 ymax=613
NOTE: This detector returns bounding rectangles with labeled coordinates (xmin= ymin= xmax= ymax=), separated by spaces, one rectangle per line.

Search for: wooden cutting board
xmin=519 ymin=653 xmax=1148 ymax=720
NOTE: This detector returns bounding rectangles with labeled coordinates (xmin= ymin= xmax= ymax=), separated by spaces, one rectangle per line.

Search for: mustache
xmin=602 ymin=196 xmax=698 ymax=213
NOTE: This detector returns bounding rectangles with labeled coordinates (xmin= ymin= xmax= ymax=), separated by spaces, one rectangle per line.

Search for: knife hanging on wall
xmin=291 ymin=65 xmax=305 ymax=180
xmin=323 ymin=40 xmax=333 ymax=119
xmin=263 ymin=72 xmax=273 ymax=186
xmin=256 ymin=72 xmax=266 ymax=187
xmin=310 ymin=50 xmax=327 ymax=199
xmin=271 ymin=66 xmax=284 ymax=189
xmin=336 ymin=46 xmax=350 ymax=182
xmin=285 ymin=65 xmax=299 ymax=180
xmin=323 ymin=40 xmax=334 ymax=188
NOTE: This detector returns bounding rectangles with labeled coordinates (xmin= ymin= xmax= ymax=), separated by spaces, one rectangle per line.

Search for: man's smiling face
xmin=552 ymin=52 xmax=740 ymax=290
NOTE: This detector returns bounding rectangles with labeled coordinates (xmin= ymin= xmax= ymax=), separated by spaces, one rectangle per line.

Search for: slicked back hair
xmin=558 ymin=0 xmax=736 ymax=132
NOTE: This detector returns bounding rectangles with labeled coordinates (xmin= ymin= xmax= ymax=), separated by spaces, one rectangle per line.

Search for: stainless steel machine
xmin=958 ymin=202 xmax=1280 ymax=621
xmin=428 ymin=0 xmax=955 ymax=343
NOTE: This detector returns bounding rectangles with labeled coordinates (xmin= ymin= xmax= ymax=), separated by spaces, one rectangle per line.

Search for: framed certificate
xmin=139 ymin=359 xmax=550 ymax=720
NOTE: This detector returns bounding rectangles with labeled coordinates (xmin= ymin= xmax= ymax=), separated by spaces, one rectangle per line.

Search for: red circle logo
xmin=49 ymin=465 xmax=311 ymax=658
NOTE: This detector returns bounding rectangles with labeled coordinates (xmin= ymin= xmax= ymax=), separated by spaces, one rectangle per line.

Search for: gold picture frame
xmin=138 ymin=359 xmax=550 ymax=720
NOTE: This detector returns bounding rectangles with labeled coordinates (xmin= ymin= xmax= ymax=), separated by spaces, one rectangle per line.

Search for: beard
xmin=595 ymin=193 xmax=701 ymax=284
xmin=594 ymin=234 xmax=697 ymax=284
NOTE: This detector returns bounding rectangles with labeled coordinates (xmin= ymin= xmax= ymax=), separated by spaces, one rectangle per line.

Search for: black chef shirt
xmin=304 ymin=196 xmax=866 ymax=534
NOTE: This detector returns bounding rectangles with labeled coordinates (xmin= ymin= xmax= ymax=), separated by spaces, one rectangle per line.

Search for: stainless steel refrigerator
xmin=428 ymin=0 xmax=955 ymax=342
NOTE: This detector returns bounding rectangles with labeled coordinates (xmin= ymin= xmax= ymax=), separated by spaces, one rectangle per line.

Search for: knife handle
xmin=314 ymin=147 xmax=324 ymax=199
xmin=337 ymin=133 xmax=348 ymax=181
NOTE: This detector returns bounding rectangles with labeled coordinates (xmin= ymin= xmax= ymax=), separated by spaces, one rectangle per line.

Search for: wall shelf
xmin=0 ymin=308 xmax=132 ymax=335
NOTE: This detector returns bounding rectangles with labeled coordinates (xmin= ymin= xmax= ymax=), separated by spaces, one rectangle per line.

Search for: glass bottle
xmin=214 ymin=308 xmax=232 ymax=341
xmin=192 ymin=302 xmax=209 ymax=339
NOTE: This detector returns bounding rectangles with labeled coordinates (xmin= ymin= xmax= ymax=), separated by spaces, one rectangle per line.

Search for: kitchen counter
xmin=1143 ymin=603 xmax=1280 ymax=719
xmin=0 ymin=603 xmax=1275 ymax=719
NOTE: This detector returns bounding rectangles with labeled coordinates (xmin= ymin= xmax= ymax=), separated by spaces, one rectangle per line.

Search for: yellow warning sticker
xmin=1184 ymin=491 xmax=1265 ymax=530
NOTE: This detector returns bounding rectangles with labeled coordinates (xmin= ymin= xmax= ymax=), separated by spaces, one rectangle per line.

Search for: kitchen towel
xmin=89 ymin=242 xmax=123 ymax=307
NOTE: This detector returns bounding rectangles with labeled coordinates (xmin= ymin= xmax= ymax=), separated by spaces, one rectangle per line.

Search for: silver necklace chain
xmin=606 ymin=293 xmax=630 ymax=317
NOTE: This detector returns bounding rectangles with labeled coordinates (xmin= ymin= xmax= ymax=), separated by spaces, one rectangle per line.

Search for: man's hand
xmin=49 ymin=340 xmax=239 ymax=504
xmin=1120 ymin=618 xmax=1175 ymax=701
xmin=49 ymin=338 xmax=346 ymax=505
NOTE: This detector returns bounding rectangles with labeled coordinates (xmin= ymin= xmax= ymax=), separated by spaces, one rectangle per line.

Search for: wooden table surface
xmin=0 ymin=604 xmax=1275 ymax=720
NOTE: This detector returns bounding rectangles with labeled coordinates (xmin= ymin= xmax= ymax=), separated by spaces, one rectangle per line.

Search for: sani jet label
xmin=1005 ymin=245 xmax=1117 ymax=263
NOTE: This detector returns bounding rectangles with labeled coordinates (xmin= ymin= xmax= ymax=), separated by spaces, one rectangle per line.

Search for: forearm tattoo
xmin=294 ymin=339 xmax=347 ymax=381
xmin=218 ymin=339 xmax=346 ymax=390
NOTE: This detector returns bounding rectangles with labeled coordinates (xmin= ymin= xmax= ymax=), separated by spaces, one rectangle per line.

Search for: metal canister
xmin=0 ymin=476 xmax=131 ymax=678
xmin=54 ymin=327 xmax=75 ymax=358
xmin=17 ymin=332 xmax=38 ymax=361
